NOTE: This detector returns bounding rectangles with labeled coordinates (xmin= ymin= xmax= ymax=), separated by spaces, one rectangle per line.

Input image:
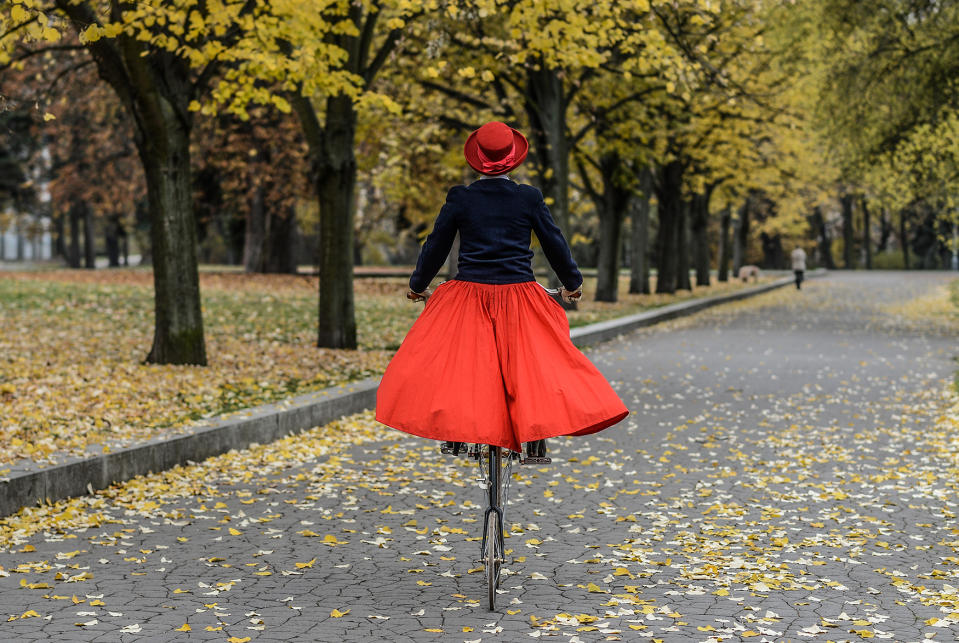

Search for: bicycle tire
xmin=485 ymin=511 xmax=500 ymax=610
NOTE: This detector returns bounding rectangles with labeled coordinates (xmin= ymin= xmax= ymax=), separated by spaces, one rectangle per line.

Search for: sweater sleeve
xmin=409 ymin=189 xmax=460 ymax=293
xmin=530 ymin=194 xmax=583 ymax=291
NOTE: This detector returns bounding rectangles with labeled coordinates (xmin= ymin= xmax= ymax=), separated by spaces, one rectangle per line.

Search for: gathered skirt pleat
xmin=375 ymin=280 xmax=629 ymax=452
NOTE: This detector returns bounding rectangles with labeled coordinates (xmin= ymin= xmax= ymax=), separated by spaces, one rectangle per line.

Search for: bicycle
xmin=408 ymin=284 xmax=580 ymax=609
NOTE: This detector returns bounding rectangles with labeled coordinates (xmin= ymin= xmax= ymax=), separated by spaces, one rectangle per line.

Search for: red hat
xmin=463 ymin=121 xmax=529 ymax=175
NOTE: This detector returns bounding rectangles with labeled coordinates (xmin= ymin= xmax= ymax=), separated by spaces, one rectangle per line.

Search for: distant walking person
xmin=791 ymin=246 xmax=807 ymax=290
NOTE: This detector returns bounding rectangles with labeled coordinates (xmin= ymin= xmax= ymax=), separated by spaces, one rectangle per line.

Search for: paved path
xmin=0 ymin=271 xmax=957 ymax=642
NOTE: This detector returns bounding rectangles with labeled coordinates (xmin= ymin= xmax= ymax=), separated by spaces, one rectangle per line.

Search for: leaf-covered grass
xmin=0 ymin=269 xmax=768 ymax=466
xmin=882 ymin=277 xmax=959 ymax=335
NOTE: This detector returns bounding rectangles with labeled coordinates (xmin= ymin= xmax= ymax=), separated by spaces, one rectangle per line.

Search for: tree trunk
xmin=899 ymin=209 xmax=910 ymax=269
xmin=53 ymin=3 xmax=207 ymax=364
xmin=264 ymin=205 xmax=298 ymax=274
xmin=861 ymin=197 xmax=872 ymax=269
xmin=760 ymin=232 xmax=785 ymax=268
xmin=691 ymin=189 xmax=712 ymax=287
xmin=139 ymin=117 xmax=206 ymax=365
xmin=135 ymin=198 xmax=152 ymax=266
xmin=628 ymin=168 xmax=653 ymax=294
xmin=82 ymin=204 xmax=95 ymax=268
xmin=594 ymin=203 xmax=624 ymax=302
xmin=841 ymin=193 xmax=855 ymax=269
xmin=312 ymin=94 xmax=358 ymax=348
xmin=877 ymin=208 xmax=892 ymax=253
xmin=733 ymin=197 xmax=751 ymax=273
xmin=68 ymin=202 xmax=82 ymax=268
xmin=243 ymin=184 xmax=266 ymax=272
xmin=525 ymin=64 xmax=577 ymax=308
xmin=15 ymin=217 xmax=23 ymax=261
xmin=105 ymin=213 xmax=121 ymax=267
xmin=811 ymin=206 xmax=836 ymax=269
xmin=677 ymin=199 xmax=691 ymax=290
xmin=717 ymin=206 xmax=731 ymax=281
xmin=594 ymin=154 xmax=630 ymax=303
xmin=119 ymin=222 xmax=128 ymax=266
xmin=52 ymin=214 xmax=64 ymax=262
xmin=654 ymin=160 xmax=683 ymax=294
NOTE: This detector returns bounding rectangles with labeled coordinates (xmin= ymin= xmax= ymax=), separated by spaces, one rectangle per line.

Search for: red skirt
xmin=375 ymin=280 xmax=629 ymax=452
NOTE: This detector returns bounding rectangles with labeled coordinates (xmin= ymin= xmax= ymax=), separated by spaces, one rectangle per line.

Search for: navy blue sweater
xmin=409 ymin=179 xmax=583 ymax=294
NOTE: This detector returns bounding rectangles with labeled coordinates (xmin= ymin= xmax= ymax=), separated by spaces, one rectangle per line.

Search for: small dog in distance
xmin=738 ymin=265 xmax=761 ymax=283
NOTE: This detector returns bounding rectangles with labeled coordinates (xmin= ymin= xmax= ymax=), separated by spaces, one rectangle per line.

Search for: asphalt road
xmin=0 ymin=270 xmax=957 ymax=643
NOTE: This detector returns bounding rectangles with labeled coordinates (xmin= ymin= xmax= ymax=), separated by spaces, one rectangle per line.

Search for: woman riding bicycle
xmin=375 ymin=121 xmax=628 ymax=458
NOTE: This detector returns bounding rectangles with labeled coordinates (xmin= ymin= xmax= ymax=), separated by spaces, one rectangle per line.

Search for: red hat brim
xmin=463 ymin=126 xmax=529 ymax=175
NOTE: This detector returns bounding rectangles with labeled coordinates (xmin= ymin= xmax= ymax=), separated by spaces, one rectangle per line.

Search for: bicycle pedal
xmin=520 ymin=456 xmax=552 ymax=465
xmin=440 ymin=442 xmax=468 ymax=456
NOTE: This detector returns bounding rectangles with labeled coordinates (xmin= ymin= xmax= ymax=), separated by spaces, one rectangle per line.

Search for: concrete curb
xmin=0 ymin=380 xmax=378 ymax=517
xmin=0 ymin=269 xmax=825 ymax=516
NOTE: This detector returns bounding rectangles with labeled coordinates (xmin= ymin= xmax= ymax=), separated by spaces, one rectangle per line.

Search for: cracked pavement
xmin=0 ymin=271 xmax=958 ymax=642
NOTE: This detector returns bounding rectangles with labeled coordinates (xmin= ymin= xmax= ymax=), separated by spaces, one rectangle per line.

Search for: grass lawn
xmin=0 ymin=268 xmax=772 ymax=466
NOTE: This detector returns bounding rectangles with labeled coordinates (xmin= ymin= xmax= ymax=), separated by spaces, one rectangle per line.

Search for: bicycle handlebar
xmin=408 ymin=285 xmax=581 ymax=303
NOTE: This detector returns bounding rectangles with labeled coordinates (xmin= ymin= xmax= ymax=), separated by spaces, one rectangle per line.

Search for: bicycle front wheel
xmin=484 ymin=510 xmax=501 ymax=609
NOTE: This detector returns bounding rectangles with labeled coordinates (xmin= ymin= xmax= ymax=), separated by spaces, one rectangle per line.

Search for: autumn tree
xmin=38 ymin=57 xmax=144 ymax=269
xmin=192 ymin=106 xmax=309 ymax=272
xmin=0 ymin=1 xmax=293 ymax=363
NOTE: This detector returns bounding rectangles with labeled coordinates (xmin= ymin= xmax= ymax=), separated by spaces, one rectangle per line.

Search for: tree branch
xmin=364 ymin=28 xmax=401 ymax=85
xmin=574 ymin=153 xmax=601 ymax=203
xmin=419 ymin=79 xmax=495 ymax=111
xmin=0 ymin=17 xmax=38 ymax=42
xmin=356 ymin=6 xmax=379 ymax=75
xmin=0 ymin=44 xmax=86 ymax=74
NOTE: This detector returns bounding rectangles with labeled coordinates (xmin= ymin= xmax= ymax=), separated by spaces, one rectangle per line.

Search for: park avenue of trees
xmin=1 ymin=0 xmax=957 ymax=364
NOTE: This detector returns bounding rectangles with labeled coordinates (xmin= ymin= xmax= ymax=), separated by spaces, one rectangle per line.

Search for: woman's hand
xmin=407 ymin=289 xmax=430 ymax=302
xmin=560 ymin=287 xmax=582 ymax=303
